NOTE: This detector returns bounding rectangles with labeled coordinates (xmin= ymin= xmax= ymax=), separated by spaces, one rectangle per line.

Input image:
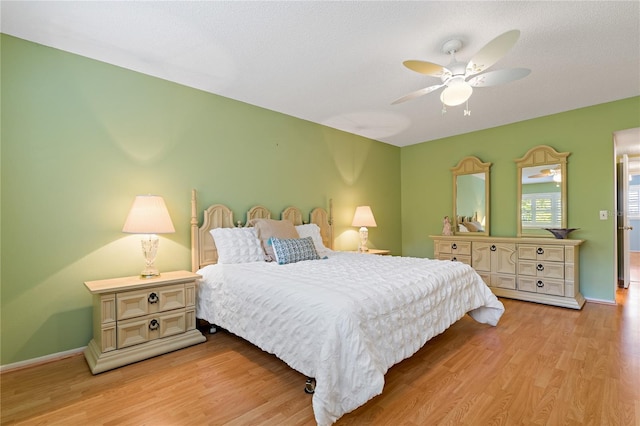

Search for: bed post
xmin=191 ymin=189 xmax=199 ymax=273
xmin=329 ymin=198 xmax=334 ymax=250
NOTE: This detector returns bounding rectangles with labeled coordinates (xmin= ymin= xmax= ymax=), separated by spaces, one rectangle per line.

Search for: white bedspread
xmin=197 ymin=252 xmax=504 ymax=425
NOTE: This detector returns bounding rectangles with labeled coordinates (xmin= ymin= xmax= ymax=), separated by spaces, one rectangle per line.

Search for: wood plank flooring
xmin=2 ymin=286 xmax=639 ymax=425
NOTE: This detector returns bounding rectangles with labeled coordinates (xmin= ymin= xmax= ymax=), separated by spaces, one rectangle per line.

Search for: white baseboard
xmin=584 ymin=297 xmax=616 ymax=305
xmin=0 ymin=347 xmax=86 ymax=373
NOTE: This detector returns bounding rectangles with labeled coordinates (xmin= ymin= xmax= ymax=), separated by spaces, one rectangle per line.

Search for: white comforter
xmin=197 ymin=252 xmax=504 ymax=425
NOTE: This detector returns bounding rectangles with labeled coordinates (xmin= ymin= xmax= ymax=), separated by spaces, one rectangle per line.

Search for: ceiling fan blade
xmin=403 ymin=60 xmax=448 ymax=77
xmin=468 ymin=68 xmax=531 ymax=87
xmin=466 ymin=29 xmax=521 ymax=77
xmin=391 ymin=84 xmax=444 ymax=105
xmin=528 ymin=168 xmax=559 ymax=178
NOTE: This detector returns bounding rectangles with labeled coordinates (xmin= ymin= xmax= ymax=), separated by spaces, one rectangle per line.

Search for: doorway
xmin=614 ymin=128 xmax=640 ymax=296
xmin=627 ymin=166 xmax=640 ymax=285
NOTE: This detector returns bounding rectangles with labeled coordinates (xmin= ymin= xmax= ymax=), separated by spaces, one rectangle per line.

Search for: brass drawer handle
xmin=536 ymin=280 xmax=544 ymax=288
xmin=490 ymin=245 xmax=497 ymax=252
xmin=452 ymin=243 xmax=457 ymax=250
xmin=537 ymin=264 xmax=544 ymax=271
xmin=537 ymin=247 xmax=544 ymax=255
xmin=452 ymin=257 xmax=457 ymax=261
xmin=148 ymin=292 xmax=159 ymax=304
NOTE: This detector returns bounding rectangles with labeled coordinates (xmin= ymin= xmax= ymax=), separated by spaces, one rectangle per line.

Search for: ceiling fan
xmin=392 ymin=30 xmax=531 ymax=114
xmin=528 ymin=166 xmax=562 ymax=179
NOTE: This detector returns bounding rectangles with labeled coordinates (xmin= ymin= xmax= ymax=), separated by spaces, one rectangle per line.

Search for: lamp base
xmin=140 ymin=235 xmax=160 ymax=278
xmin=358 ymin=226 xmax=369 ymax=252
xmin=140 ymin=265 xmax=160 ymax=278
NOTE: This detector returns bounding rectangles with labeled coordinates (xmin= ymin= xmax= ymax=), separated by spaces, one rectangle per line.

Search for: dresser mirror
xmin=516 ymin=145 xmax=569 ymax=237
xmin=452 ymin=156 xmax=491 ymax=236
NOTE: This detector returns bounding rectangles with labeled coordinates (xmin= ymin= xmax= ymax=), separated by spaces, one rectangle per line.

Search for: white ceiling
xmin=1 ymin=1 xmax=639 ymax=147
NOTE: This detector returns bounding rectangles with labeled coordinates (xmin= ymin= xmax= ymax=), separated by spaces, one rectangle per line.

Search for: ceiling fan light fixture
xmin=394 ymin=30 xmax=529 ymax=115
xmin=440 ymin=77 xmax=473 ymax=106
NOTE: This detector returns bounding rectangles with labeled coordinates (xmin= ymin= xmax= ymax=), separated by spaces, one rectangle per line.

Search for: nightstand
xmin=83 ymin=270 xmax=206 ymax=374
xmin=356 ymin=249 xmax=391 ymax=255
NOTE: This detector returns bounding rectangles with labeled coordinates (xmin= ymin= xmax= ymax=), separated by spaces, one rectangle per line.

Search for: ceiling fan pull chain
xmin=441 ymin=102 xmax=447 ymax=115
xmin=464 ymin=100 xmax=471 ymax=116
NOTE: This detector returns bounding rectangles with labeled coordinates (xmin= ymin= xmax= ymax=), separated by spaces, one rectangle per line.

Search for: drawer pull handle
xmin=451 ymin=243 xmax=457 ymax=250
xmin=490 ymin=245 xmax=497 ymax=252
xmin=537 ymin=264 xmax=544 ymax=271
xmin=149 ymin=319 xmax=159 ymax=331
xmin=148 ymin=293 xmax=159 ymax=304
xmin=452 ymin=257 xmax=457 ymax=261
xmin=537 ymin=247 xmax=544 ymax=255
xmin=536 ymin=280 xmax=544 ymax=288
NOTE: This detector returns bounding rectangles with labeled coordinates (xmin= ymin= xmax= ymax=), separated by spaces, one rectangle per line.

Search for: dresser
xmin=431 ymin=235 xmax=584 ymax=309
xmin=84 ymin=270 xmax=206 ymax=374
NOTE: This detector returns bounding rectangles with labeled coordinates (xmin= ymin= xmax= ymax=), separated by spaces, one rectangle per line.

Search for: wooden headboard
xmin=190 ymin=189 xmax=333 ymax=272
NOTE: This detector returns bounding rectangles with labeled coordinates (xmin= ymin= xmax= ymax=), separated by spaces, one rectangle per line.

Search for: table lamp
xmin=122 ymin=195 xmax=175 ymax=278
xmin=351 ymin=206 xmax=377 ymax=252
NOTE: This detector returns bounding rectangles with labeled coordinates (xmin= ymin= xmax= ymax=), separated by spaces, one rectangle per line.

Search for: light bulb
xmin=440 ymin=77 xmax=473 ymax=106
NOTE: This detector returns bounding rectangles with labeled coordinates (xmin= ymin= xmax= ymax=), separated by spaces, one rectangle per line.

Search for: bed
xmin=190 ymin=190 xmax=505 ymax=425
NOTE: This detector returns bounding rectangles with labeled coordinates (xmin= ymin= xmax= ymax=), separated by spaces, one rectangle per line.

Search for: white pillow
xmin=295 ymin=223 xmax=328 ymax=255
xmin=458 ymin=224 xmax=469 ymax=232
xmin=210 ymin=227 xmax=264 ymax=264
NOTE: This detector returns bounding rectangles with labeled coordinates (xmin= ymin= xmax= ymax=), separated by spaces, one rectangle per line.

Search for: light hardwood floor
xmin=2 ymin=286 xmax=639 ymax=426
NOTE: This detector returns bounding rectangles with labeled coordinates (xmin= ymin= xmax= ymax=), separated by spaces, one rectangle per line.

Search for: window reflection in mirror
xmin=521 ymin=165 xmax=563 ymax=230
xmin=516 ymin=146 xmax=569 ymax=237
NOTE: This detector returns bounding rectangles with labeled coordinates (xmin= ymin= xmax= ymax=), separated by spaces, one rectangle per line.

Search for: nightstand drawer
xmin=117 ymin=309 xmax=187 ymax=349
xmin=117 ymin=283 xmax=186 ymax=320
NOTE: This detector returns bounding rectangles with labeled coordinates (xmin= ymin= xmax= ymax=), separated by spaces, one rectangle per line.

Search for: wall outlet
xmin=599 ymin=210 xmax=608 ymax=220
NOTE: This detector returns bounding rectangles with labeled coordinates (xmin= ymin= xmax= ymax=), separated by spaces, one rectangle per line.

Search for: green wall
xmin=401 ymin=96 xmax=640 ymax=302
xmin=0 ymin=35 xmax=401 ymax=365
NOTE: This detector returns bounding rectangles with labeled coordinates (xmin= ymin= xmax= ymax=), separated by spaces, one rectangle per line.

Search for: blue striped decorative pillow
xmin=270 ymin=236 xmax=320 ymax=265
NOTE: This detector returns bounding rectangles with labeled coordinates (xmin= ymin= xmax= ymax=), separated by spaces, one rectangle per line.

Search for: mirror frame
xmin=516 ymin=145 xmax=570 ymax=237
xmin=452 ymin=156 xmax=491 ymax=236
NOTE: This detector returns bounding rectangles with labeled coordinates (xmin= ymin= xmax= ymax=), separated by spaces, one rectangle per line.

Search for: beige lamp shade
xmin=122 ymin=195 xmax=175 ymax=234
xmin=351 ymin=206 xmax=377 ymax=227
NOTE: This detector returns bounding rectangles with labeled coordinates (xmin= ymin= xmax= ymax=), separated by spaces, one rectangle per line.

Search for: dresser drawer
xmin=518 ymin=277 xmax=564 ymax=296
xmin=436 ymin=241 xmax=471 ymax=256
xmin=480 ymin=273 xmax=517 ymax=290
xmin=117 ymin=283 xmax=186 ymax=320
xmin=492 ymin=275 xmax=517 ymax=289
xmin=438 ymin=254 xmax=471 ymax=265
xmin=518 ymin=245 xmax=564 ymax=262
xmin=518 ymin=260 xmax=564 ymax=279
xmin=117 ymin=309 xmax=187 ymax=349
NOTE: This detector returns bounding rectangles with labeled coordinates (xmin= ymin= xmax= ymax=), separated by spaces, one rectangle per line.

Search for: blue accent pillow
xmin=270 ymin=236 xmax=320 ymax=265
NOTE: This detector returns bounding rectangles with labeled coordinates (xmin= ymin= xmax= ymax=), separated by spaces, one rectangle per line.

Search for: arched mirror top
xmin=516 ymin=145 xmax=570 ymax=237
xmin=452 ymin=156 xmax=491 ymax=236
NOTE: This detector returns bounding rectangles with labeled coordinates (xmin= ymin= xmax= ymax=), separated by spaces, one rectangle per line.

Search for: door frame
xmin=613 ymin=127 xmax=640 ymax=300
